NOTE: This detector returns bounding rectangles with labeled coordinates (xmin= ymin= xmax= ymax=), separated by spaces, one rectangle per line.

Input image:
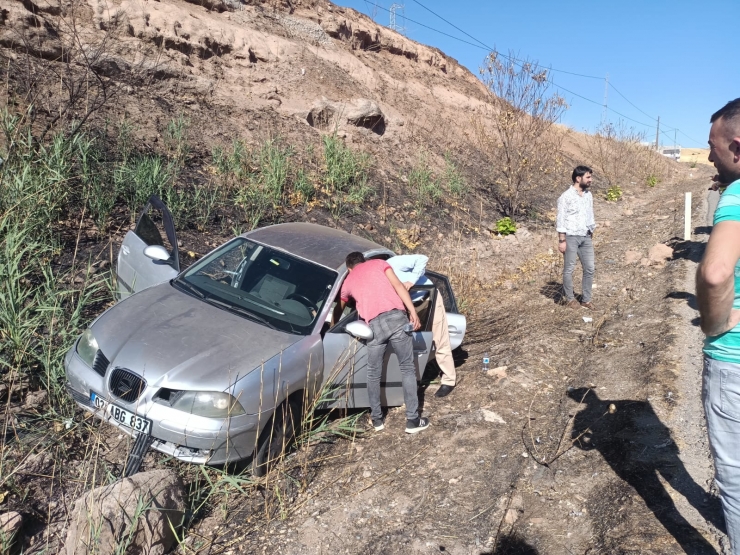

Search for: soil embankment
xmin=184 ymin=166 xmax=722 ymax=555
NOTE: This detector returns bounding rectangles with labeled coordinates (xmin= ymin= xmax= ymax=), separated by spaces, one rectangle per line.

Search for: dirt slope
xmin=165 ymin=165 xmax=722 ymax=555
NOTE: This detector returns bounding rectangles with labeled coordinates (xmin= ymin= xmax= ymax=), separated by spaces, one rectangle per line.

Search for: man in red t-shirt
xmin=333 ymin=252 xmax=430 ymax=434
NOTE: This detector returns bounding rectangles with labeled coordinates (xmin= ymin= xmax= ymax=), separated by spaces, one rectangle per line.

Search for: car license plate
xmin=90 ymin=391 xmax=152 ymax=435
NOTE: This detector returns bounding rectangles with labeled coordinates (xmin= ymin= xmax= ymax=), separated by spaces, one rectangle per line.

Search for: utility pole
xmin=655 ymin=116 xmax=660 ymax=150
xmin=601 ymin=73 xmax=609 ymax=127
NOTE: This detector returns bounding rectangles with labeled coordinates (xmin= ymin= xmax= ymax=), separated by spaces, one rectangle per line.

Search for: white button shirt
xmin=556 ymin=186 xmax=596 ymax=236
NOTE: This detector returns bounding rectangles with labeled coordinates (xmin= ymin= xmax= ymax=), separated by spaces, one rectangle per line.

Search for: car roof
xmin=244 ymin=223 xmax=391 ymax=270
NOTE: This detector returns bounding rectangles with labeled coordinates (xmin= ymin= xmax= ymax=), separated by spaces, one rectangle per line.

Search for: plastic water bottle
xmin=482 ymin=352 xmax=490 ymax=373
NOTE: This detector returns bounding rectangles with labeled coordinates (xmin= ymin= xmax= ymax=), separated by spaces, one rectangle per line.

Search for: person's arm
xmin=556 ymin=194 xmax=567 ymax=253
xmin=332 ymin=299 xmax=346 ymax=326
xmin=388 ymin=255 xmax=429 ymax=290
xmin=696 ymin=220 xmax=740 ymax=336
xmin=406 ymin=255 xmax=428 ymax=285
xmin=587 ymin=193 xmax=597 ymax=234
xmin=384 ymin=268 xmax=421 ymax=330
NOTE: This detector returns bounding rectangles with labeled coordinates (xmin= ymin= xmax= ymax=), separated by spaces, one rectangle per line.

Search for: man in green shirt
xmin=696 ymin=97 xmax=740 ymax=553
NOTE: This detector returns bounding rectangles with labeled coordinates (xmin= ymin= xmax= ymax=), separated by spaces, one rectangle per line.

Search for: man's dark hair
xmin=345 ymin=252 xmax=365 ymax=269
xmin=572 ymin=165 xmax=593 ymax=183
xmin=710 ymin=98 xmax=740 ymax=124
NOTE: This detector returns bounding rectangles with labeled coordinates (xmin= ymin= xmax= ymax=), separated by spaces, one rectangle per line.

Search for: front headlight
xmin=76 ymin=329 xmax=98 ymax=367
xmin=171 ymin=392 xmax=246 ymax=418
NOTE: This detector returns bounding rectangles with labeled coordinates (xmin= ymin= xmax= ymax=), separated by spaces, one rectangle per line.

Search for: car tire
xmin=251 ymin=395 xmax=303 ymax=477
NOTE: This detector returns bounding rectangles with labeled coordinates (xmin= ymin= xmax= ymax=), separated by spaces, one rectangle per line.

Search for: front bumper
xmin=64 ymin=347 xmax=262 ymax=465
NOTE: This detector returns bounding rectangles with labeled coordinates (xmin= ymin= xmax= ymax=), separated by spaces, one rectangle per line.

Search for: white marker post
xmin=684 ymin=192 xmax=692 ymax=241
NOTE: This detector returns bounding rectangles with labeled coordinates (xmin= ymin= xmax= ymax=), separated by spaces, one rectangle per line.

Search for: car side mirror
xmin=345 ymin=321 xmax=373 ymax=340
xmin=143 ymin=245 xmax=172 ymax=265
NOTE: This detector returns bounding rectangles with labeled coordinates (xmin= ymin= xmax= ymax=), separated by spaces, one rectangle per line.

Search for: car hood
xmin=91 ymin=282 xmax=303 ymax=390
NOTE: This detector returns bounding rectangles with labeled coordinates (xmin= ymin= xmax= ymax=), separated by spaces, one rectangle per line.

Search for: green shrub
xmin=442 ymin=153 xmax=468 ymax=199
xmin=496 ymin=217 xmax=517 ymax=236
xmin=322 ymin=134 xmax=373 ymax=216
xmin=408 ymin=153 xmax=443 ymax=210
xmin=234 ymin=139 xmax=292 ymax=229
xmin=294 ymin=169 xmax=315 ymax=203
xmin=605 ymin=185 xmax=623 ymax=202
xmin=646 ymin=174 xmax=659 ymax=188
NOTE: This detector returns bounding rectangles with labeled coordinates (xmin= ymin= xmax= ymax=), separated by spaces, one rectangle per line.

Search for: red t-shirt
xmin=340 ymin=259 xmax=405 ymax=322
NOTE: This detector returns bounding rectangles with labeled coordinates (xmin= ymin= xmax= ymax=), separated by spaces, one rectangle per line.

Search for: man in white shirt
xmin=556 ymin=166 xmax=597 ymax=309
xmin=386 ymin=254 xmax=456 ymax=398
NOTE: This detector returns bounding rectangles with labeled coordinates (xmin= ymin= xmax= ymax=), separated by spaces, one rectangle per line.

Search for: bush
xmin=322 ymin=134 xmax=373 ymax=217
xmin=496 ymin=217 xmax=517 ymax=236
xmin=605 ymin=185 xmax=623 ymax=201
xmin=476 ymin=51 xmax=568 ymax=217
xmin=408 ymin=152 xmax=443 ymax=210
xmin=234 ymin=139 xmax=292 ymax=229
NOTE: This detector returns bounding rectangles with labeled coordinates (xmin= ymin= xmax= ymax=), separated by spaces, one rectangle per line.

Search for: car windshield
xmin=175 ymin=238 xmax=337 ymax=335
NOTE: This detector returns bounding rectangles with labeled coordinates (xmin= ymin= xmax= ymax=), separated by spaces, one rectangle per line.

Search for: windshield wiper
xmin=173 ymin=278 xmax=205 ymax=298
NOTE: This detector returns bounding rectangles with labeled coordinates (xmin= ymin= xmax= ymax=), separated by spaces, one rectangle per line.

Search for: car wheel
xmin=252 ymin=396 xmax=303 ymax=477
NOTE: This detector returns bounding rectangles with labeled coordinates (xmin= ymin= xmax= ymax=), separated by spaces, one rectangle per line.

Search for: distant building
xmin=658 ymin=146 xmax=681 ymax=161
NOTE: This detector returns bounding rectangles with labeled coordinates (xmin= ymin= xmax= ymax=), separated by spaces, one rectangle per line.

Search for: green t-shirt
xmin=704 ymin=178 xmax=740 ymax=362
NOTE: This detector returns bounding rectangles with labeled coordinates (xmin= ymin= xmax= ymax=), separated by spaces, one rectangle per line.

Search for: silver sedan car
xmin=64 ymin=196 xmax=466 ymax=473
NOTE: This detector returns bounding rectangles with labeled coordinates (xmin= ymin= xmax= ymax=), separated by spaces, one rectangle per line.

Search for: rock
xmin=640 ymin=257 xmax=651 ymax=266
xmin=648 ymin=243 xmax=673 ymax=263
xmin=24 ymin=390 xmax=47 ymax=411
xmin=306 ymin=97 xmax=386 ymax=135
xmin=624 ymin=250 xmax=641 ymax=264
xmin=0 ymin=512 xmax=22 ymax=544
xmin=481 ymin=409 xmax=506 ymax=424
xmin=19 ymin=452 xmax=53 ymax=475
xmin=64 ymin=469 xmax=185 ymax=555
xmin=504 ymin=508 xmax=519 ymax=525
xmin=486 ymin=366 xmax=508 ymax=382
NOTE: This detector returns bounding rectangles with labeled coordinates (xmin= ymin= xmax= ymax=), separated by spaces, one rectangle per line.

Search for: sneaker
xmin=566 ymin=299 xmax=580 ymax=309
xmin=371 ymin=416 xmax=385 ymax=431
xmin=405 ymin=416 xmax=430 ymax=434
xmin=581 ymin=301 xmax=595 ymax=309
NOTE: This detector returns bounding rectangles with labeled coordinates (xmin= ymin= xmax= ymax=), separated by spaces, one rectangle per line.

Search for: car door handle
xmin=122 ymin=245 xmax=130 ymax=256
xmin=448 ymin=326 xmax=461 ymax=334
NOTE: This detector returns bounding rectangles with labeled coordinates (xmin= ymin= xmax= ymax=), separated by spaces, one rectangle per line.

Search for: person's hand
xmin=558 ymin=241 xmax=567 ymax=254
xmin=403 ymin=281 xmax=414 ymax=291
xmin=409 ymin=312 xmax=421 ymax=331
xmin=710 ymin=175 xmax=727 ymax=191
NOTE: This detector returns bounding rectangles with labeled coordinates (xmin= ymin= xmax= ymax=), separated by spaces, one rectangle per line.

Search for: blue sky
xmin=334 ymin=0 xmax=738 ymax=148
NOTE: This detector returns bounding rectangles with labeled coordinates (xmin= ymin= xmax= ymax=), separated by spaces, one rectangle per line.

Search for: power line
xmin=402 ymin=0 xmax=696 ymax=137
xmin=408 ymin=0 xmax=603 ymax=80
xmin=349 ymin=0 xmax=702 ymax=144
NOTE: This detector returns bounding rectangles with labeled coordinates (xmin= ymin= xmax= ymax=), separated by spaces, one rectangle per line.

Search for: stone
xmin=64 ymin=469 xmax=185 ymax=555
xmin=648 ymin=243 xmax=673 ymax=263
xmin=23 ymin=390 xmax=48 ymax=411
xmin=481 ymin=409 xmax=506 ymax=424
xmin=306 ymin=97 xmax=386 ymax=135
xmin=624 ymin=250 xmax=641 ymax=265
xmin=486 ymin=366 xmax=508 ymax=382
xmin=0 ymin=512 xmax=22 ymax=545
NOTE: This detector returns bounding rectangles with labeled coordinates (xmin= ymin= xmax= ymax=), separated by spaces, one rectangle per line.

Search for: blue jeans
xmin=367 ymin=309 xmax=418 ymax=422
xmin=563 ymin=234 xmax=595 ymax=303
xmin=703 ymin=355 xmax=740 ymax=551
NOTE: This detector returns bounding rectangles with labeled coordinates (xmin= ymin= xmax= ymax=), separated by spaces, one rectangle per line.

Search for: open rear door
xmin=426 ymin=270 xmax=466 ymax=350
xmin=116 ymin=195 xmax=180 ymax=300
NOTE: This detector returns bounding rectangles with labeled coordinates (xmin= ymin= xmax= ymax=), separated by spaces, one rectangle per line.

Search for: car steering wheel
xmin=285 ymin=293 xmax=318 ymax=313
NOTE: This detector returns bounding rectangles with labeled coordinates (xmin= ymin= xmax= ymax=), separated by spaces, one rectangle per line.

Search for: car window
xmin=177 ymin=238 xmax=337 ymax=335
